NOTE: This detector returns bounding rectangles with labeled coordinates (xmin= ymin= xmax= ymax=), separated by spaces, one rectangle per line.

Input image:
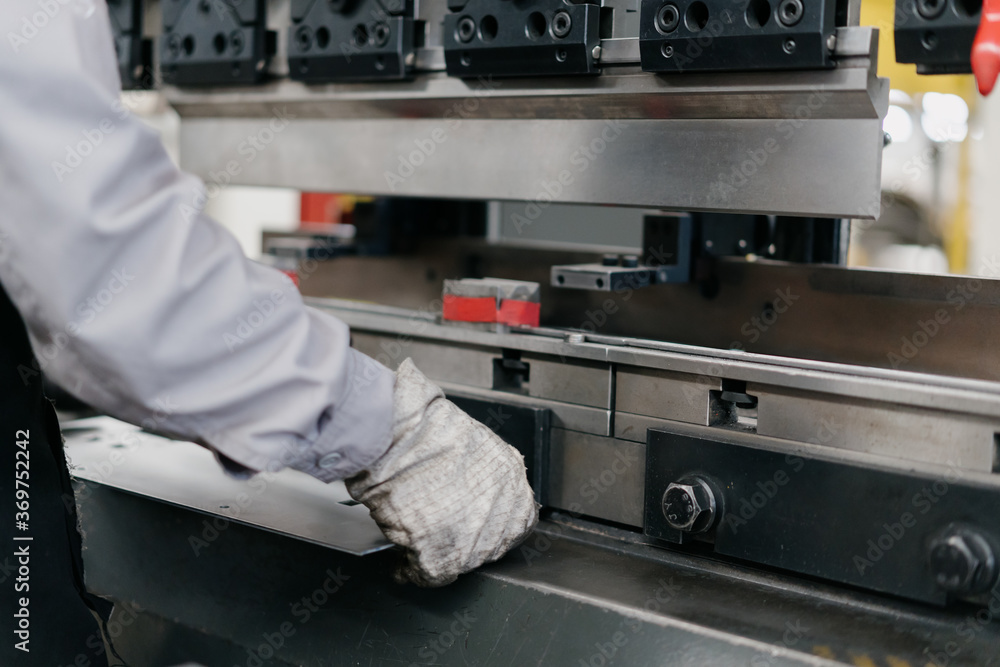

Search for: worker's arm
xmin=0 ymin=1 xmax=537 ymax=585
xmin=0 ymin=1 xmax=393 ymax=480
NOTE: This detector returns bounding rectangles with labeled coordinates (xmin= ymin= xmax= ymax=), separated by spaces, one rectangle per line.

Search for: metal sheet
xmin=62 ymin=416 xmax=392 ymax=556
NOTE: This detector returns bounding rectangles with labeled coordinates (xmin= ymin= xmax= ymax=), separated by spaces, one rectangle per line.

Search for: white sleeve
xmin=0 ymin=0 xmax=393 ymax=481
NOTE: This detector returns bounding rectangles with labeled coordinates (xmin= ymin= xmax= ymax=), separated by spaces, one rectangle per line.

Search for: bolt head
xmin=662 ymin=477 xmax=716 ymax=533
xmin=929 ymin=529 xmax=997 ymax=595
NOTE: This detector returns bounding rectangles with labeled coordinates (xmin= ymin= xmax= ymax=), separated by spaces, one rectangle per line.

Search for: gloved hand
xmin=346 ymin=358 xmax=539 ymax=586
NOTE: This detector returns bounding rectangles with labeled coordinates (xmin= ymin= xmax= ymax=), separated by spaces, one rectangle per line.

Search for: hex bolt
xmin=777 ymin=0 xmax=804 ymax=27
xmin=662 ymin=476 xmax=717 ymax=533
xmin=655 ymin=3 xmax=681 ymax=34
xmin=928 ymin=528 xmax=998 ymax=596
xmin=662 ymin=43 xmax=674 ymax=58
xmin=552 ymin=11 xmax=573 ymax=38
xmin=783 ymin=38 xmax=797 ymax=54
xmin=457 ymin=16 xmax=476 ymax=43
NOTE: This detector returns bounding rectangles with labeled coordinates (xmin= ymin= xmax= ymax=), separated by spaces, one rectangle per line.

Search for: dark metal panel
xmin=644 ymin=428 xmax=1000 ymax=604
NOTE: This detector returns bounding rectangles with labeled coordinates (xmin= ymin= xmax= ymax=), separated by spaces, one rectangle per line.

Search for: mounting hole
xmin=921 ymin=29 xmax=938 ymax=50
xmin=777 ymin=0 xmax=803 ymax=26
xmin=230 ymin=30 xmax=244 ymax=55
xmin=556 ymin=274 xmax=566 ymax=285
xmin=316 ymin=26 xmax=330 ymax=48
xmin=460 ymin=52 xmax=471 ymax=66
xmin=555 ymin=48 xmax=568 ymax=62
xmin=596 ymin=278 xmax=605 ymax=288
xmin=213 ymin=32 xmax=228 ymax=54
xmin=182 ymin=35 xmax=195 ymax=56
xmin=954 ymin=0 xmax=982 ymax=16
xmin=782 ymin=37 xmax=796 ymax=53
xmin=917 ymin=0 xmax=947 ymax=18
xmin=552 ymin=11 xmax=572 ymax=38
xmin=375 ymin=55 xmax=386 ymax=70
xmin=745 ymin=0 xmax=771 ymax=27
xmin=457 ymin=15 xmax=476 ymax=43
xmin=655 ymin=3 xmax=681 ymax=33
xmin=373 ymin=22 xmax=391 ymax=47
xmin=353 ymin=23 xmax=369 ymax=46
xmin=526 ymin=11 xmax=547 ymax=39
xmin=479 ymin=14 xmax=498 ymax=42
xmin=661 ymin=42 xmax=674 ymax=58
xmin=685 ymin=2 xmax=710 ymax=32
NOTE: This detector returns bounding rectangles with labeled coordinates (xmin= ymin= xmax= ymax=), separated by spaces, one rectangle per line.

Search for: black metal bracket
xmin=639 ymin=0 xmax=839 ymax=72
xmin=644 ymin=428 xmax=1000 ymax=605
xmin=894 ymin=0 xmax=981 ymax=74
xmin=160 ymin=0 xmax=277 ymax=86
xmin=288 ymin=0 xmax=418 ymax=82
xmin=108 ymin=0 xmax=153 ymax=89
xmin=443 ymin=0 xmax=601 ymax=78
xmin=449 ymin=394 xmax=551 ymax=505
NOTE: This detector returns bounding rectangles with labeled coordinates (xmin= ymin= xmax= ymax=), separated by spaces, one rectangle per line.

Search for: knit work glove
xmin=346 ymin=358 xmax=539 ymax=586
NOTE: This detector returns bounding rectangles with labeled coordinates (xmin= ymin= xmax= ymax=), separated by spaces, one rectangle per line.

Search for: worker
xmin=0 ymin=1 xmax=537 ymax=663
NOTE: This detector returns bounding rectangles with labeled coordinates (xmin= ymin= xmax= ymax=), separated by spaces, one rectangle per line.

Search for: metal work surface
xmin=62 ymin=416 xmax=392 ymax=556
xmin=77 ymin=482 xmax=1000 ymax=665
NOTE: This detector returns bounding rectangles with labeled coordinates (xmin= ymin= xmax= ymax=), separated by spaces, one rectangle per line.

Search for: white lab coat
xmin=0 ymin=0 xmax=393 ymax=481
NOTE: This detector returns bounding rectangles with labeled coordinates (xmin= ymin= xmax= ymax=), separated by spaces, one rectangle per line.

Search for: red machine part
xmin=973 ymin=0 xmax=1000 ymax=95
xmin=442 ymin=295 xmax=541 ymax=327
